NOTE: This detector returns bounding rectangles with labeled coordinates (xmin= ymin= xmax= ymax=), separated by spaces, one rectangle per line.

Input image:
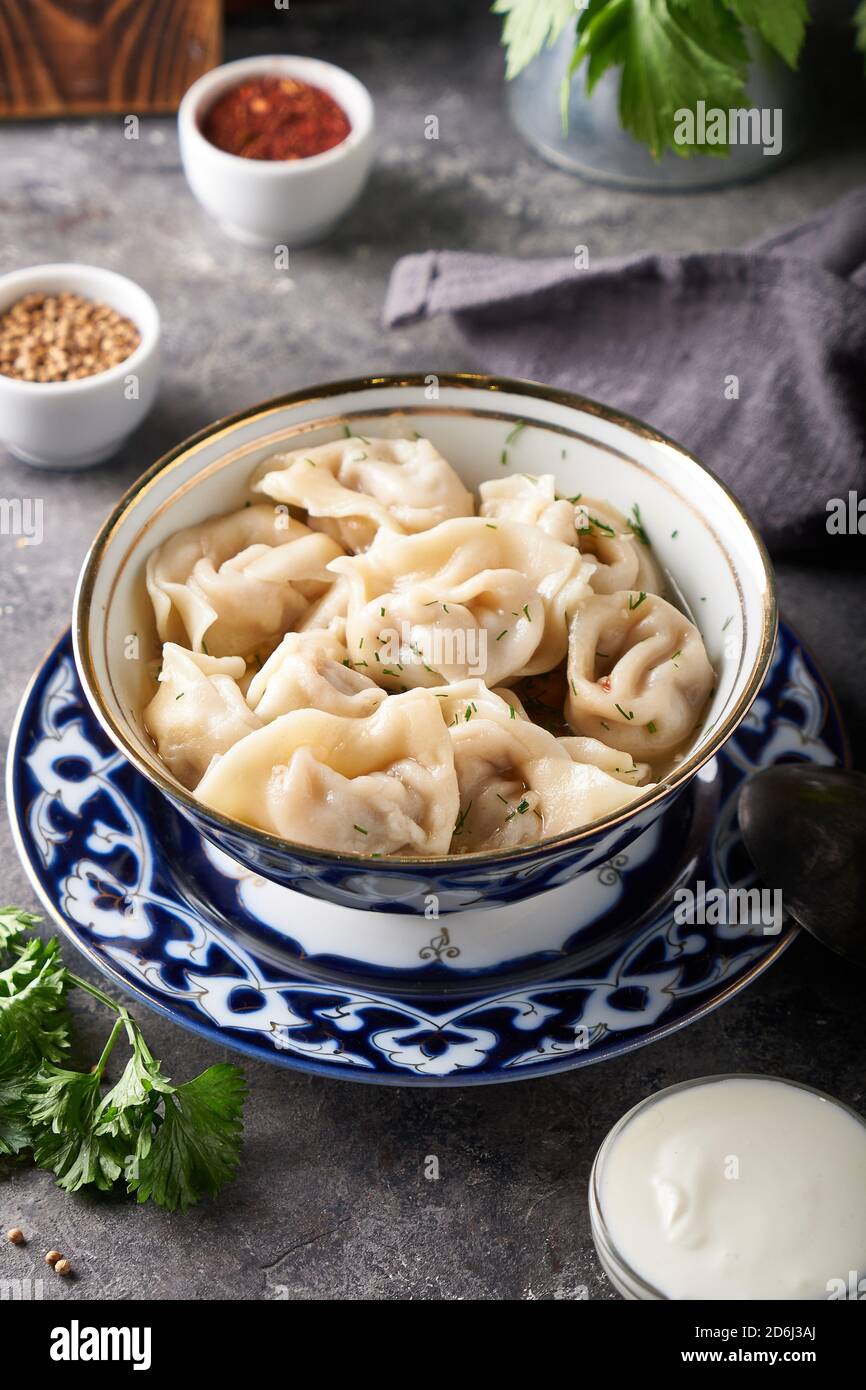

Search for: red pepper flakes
xmin=201 ymin=76 xmax=351 ymax=161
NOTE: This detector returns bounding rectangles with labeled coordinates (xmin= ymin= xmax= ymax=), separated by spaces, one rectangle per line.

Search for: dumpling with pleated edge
xmin=432 ymin=679 xmax=651 ymax=854
xmin=144 ymin=643 xmax=261 ymax=789
xmin=480 ymin=476 xmax=664 ymax=596
xmin=252 ymin=433 xmax=474 ymax=553
xmin=572 ymin=497 xmax=664 ymax=596
xmin=558 ymin=736 xmax=651 ymax=787
xmin=246 ymin=627 xmax=387 ymax=723
xmin=146 ymin=503 xmax=344 ymax=658
xmin=479 ymin=473 xmax=578 ymax=546
xmin=565 ymin=590 xmax=715 ymax=762
xmin=194 ymin=687 xmax=460 ymax=857
xmin=330 ymin=516 xmax=597 ymax=692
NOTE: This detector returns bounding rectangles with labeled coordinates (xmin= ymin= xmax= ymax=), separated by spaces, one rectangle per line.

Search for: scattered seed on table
xmin=54 ymin=1258 xmax=72 ymax=1277
xmin=6 ymin=1228 xmax=24 ymax=1244
xmin=44 ymin=1249 xmax=63 ymax=1267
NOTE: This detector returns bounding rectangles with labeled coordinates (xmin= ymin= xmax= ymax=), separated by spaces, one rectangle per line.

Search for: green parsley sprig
xmin=494 ymin=0 xmax=812 ymax=158
xmin=0 ymin=908 xmax=245 ymax=1212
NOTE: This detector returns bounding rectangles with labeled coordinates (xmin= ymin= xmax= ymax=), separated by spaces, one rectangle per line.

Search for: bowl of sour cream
xmin=590 ymin=1074 xmax=866 ymax=1301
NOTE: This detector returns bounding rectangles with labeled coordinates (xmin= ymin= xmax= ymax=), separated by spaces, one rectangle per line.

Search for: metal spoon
xmin=738 ymin=764 xmax=866 ymax=966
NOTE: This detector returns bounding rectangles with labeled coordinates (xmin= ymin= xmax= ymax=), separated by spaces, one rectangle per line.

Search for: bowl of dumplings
xmin=73 ymin=373 xmax=776 ymax=916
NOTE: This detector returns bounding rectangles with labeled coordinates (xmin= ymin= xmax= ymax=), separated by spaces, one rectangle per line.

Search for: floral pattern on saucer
xmin=7 ymin=624 xmax=845 ymax=1085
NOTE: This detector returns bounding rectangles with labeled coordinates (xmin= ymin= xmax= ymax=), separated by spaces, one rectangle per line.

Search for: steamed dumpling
xmin=479 ymin=474 xmax=578 ymax=546
xmin=433 ymin=680 xmax=651 ymax=853
xmin=253 ymin=434 xmax=474 ymax=552
xmin=144 ymin=643 xmax=260 ymax=789
xmin=558 ymin=736 xmax=651 ymax=787
xmin=246 ymin=628 xmax=387 ymax=723
xmin=329 ymin=517 xmax=596 ymax=691
xmin=194 ymin=688 xmax=460 ymax=856
xmin=479 ymin=479 xmax=663 ymax=596
xmin=565 ymin=591 xmax=715 ymax=760
xmin=572 ymin=498 xmax=664 ymax=596
xmin=146 ymin=504 xmax=344 ymax=657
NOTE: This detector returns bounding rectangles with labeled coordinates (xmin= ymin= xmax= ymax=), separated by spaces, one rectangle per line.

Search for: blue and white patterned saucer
xmin=6 ymin=624 xmax=846 ymax=1086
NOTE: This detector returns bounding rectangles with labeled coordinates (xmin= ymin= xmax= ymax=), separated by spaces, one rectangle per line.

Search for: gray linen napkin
xmin=384 ymin=189 xmax=866 ymax=554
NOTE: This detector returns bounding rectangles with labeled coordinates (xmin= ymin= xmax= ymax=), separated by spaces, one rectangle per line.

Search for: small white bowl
xmin=0 ymin=263 xmax=161 ymax=470
xmin=178 ymin=55 xmax=375 ymax=247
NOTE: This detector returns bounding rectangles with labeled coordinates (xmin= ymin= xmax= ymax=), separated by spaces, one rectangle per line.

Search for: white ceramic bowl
xmin=0 ymin=263 xmax=161 ymax=470
xmin=72 ymin=374 xmax=777 ymax=915
xmin=178 ymin=55 xmax=375 ymax=247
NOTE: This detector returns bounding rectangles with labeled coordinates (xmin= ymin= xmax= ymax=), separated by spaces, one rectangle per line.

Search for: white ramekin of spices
xmin=178 ymin=55 xmax=374 ymax=246
xmin=0 ymin=263 xmax=160 ymax=469
xmin=590 ymin=1074 xmax=866 ymax=1300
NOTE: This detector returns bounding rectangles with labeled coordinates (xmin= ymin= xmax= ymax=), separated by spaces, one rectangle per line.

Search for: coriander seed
xmin=0 ymin=291 xmax=140 ymax=383
xmin=6 ymin=1227 xmax=24 ymax=1244
xmin=45 ymin=1249 xmax=62 ymax=1267
xmin=54 ymin=1258 xmax=72 ymax=1276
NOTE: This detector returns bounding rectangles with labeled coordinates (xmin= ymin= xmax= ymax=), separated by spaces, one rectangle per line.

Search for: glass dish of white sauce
xmin=590 ymin=1074 xmax=866 ymax=1300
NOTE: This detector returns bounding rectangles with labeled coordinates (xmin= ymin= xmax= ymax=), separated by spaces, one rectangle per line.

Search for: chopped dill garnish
xmin=628 ymin=503 xmax=650 ymax=546
xmin=354 ymin=824 xmax=368 ymax=835
xmin=615 ymin=703 xmax=635 ymax=721
xmin=454 ymin=802 xmax=472 ymax=834
xmin=628 ymin=591 xmax=647 ymax=611
xmin=505 ymin=420 xmax=526 ymax=444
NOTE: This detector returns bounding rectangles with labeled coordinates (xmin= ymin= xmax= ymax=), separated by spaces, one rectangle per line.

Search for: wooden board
xmin=0 ymin=0 xmax=223 ymax=117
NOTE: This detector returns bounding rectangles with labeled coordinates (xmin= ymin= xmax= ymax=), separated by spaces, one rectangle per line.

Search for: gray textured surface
xmin=1 ymin=3 xmax=865 ymax=1301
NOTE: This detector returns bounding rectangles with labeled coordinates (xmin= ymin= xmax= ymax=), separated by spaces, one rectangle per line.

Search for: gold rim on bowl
xmin=72 ymin=371 xmax=778 ymax=868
